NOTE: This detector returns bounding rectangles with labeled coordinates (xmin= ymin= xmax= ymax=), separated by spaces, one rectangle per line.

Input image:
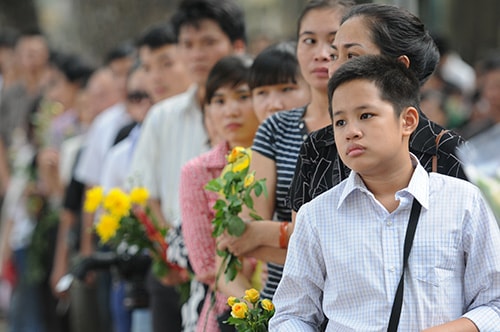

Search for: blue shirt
xmin=270 ymin=157 xmax=500 ymax=331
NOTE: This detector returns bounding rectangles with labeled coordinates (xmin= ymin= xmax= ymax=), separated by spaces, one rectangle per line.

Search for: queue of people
xmin=0 ymin=0 xmax=499 ymax=332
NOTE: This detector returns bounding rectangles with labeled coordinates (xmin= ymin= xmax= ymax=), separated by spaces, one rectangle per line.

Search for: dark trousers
xmin=146 ymin=270 xmax=182 ymax=332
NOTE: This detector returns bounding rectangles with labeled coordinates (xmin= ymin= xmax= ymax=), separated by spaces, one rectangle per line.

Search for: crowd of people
xmin=0 ymin=0 xmax=499 ymax=331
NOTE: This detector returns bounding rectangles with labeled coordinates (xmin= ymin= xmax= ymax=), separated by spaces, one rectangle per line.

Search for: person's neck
xmin=360 ymin=154 xmax=415 ymax=213
xmin=196 ymin=85 xmax=205 ymax=108
xmin=23 ymin=68 xmax=46 ymax=95
xmin=303 ymin=88 xmax=331 ymax=132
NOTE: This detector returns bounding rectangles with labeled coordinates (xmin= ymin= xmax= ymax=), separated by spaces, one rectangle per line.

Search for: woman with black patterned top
xmin=289 ymin=3 xmax=468 ymax=220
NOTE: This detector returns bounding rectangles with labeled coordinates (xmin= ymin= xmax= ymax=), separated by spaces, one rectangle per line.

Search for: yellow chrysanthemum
xmin=103 ymin=188 xmax=131 ymax=218
xmin=83 ymin=186 xmax=104 ymax=212
xmin=95 ymin=214 xmax=120 ymax=243
xmin=261 ymin=299 xmax=274 ymax=312
xmin=231 ymin=302 xmax=248 ymax=319
xmin=244 ymin=288 xmax=260 ymax=304
xmin=244 ymin=172 xmax=255 ymax=188
xmin=227 ymin=296 xmax=237 ymax=307
xmin=130 ymin=187 xmax=149 ymax=206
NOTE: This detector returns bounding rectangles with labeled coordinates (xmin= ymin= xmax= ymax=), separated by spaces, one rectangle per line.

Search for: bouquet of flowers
xmin=457 ymin=125 xmax=500 ymax=223
xmin=225 ymin=288 xmax=275 ymax=332
xmin=83 ymin=186 xmax=186 ymax=278
xmin=205 ymin=147 xmax=267 ymax=282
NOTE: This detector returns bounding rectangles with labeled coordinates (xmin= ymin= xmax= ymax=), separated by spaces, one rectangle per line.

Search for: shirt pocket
xmin=410 ymin=228 xmax=461 ymax=287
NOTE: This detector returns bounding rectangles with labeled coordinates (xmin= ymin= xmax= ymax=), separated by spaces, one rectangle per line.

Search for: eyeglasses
xmin=127 ymin=91 xmax=151 ymax=104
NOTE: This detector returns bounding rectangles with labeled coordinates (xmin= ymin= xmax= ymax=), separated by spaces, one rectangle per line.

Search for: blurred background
xmin=0 ymin=0 xmax=499 ymax=66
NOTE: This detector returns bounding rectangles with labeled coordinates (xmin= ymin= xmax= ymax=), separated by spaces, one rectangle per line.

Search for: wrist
xmin=279 ymin=221 xmax=289 ymax=249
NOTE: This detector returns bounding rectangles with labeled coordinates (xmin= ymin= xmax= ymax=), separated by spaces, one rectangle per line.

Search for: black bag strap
xmin=387 ymin=199 xmax=422 ymax=332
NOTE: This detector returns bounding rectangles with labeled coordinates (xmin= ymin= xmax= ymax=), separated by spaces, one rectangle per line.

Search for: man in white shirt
xmin=270 ymin=56 xmax=500 ymax=331
xmin=128 ymin=1 xmax=247 ymax=331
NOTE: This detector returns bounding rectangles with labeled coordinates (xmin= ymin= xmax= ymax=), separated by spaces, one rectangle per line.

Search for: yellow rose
xmin=231 ymin=152 xmax=251 ymax=173
xmin=227 ymin=146 xmax=247 ymax=163
xmin=95 ymin=214 xmax=120 ymax=243
xmin=244 ymin=172 xmax=255 ymax=188
xmin=231 ymin=302 xmax=248 ymax=319
xmin=84 ymin=186 xmax=104 ymax=212
xmin=261 ymin=299 xmax=274 ymax=312
xmin=244 ymin=288 xmax=260 ymax=304
xmin=130 ymin=187 xmax=149 ymax=206
xmin=227 ymin=296 xmax=237 ymax=307
xmin=103 ymin=188 xmax=131 ymax=218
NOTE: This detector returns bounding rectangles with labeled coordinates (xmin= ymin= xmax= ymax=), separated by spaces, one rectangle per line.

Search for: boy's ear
xmin=401 ymin=106 xmax=419 ymax=136
xmin=232 ymin=39 xmax=246 ymax=55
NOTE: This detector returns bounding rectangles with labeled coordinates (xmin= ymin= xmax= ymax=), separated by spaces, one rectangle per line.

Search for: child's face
xmin=207 ymin=83 xmax=259 ymax=148
xmin=332 ymin=79 xmax=411 ymax=177
xmin=251 ymin=77 xmax=311 ymax=122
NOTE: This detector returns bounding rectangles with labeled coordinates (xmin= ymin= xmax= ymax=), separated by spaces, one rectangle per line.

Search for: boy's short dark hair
xmin=328 ymin=55 xmax=420 ymax=118
xmin=205 ymin=55 xmax=252 ymax=105
xmin=136 ymin=23 xmax=177 ymax=50
xmin=50 ymin=51 xmax=95 ymax=88
xmin=248 ymin=41 xmax=300 ymax=90
xmin=171 ymin=0 xmax=246 ymax=43
xmin=104 ymin=41 xmax=135 ymax=65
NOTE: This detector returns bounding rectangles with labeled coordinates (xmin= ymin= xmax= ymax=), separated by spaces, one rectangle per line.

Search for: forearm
xmin=0 ymin=140 xmax=10 ymax=195
xmin=149 ymin=198 xmax=170 ymax=228
xmin=79 ymin=211 xmax=95 ymax=256
xmin=422 ymin=317 xmax=478 ymax=332
xmin=247 ymin=246 xmax=287 ymax=265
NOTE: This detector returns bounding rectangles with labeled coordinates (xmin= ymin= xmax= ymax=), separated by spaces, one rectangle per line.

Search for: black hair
xmin=136 ymin=23 xmax=177 ymax=50
xmin=297 ymin=0 xmax=355 ymax=37
xmin=342 ymin=3 xmax=439 ymax=86
xmin=0 ymin=27 xmax=20 ymax=48
xmin=248 ymin=41 xmax=301 ymax=90
xmin=205 ymin=55 xmax=253 ymax=105
xmin=50 ymin=52 xmax=95 ymax=88
xmin=104 ymin=41 xmax=136 ymax=65
xmin=328 ymin=55 xmax=420 ymax=118
xmin=171 ymin=0 xmax=246 ymax=43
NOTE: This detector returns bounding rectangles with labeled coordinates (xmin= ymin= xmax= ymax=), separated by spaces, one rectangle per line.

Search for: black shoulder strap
xmin=387 ymin=199 xmax=422 ymax=332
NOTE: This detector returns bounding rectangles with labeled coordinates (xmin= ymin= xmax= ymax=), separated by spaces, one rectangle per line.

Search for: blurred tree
xmin=0 ymin=0 xmax=40 ymax=32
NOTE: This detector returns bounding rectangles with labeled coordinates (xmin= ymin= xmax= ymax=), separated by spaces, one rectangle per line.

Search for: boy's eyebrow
xmin=332 ymin=110 xmax=344 ymax=117
xmin=299 ymin=31 xmax=337 ymax=38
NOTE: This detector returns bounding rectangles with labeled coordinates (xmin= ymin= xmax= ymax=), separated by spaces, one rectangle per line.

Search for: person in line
xmin=216 ymin=0 xmax=354 ymax=300
xmin=128 ymin=1 xmax=247 ymax=330
xmin=180 ymin=55 xmax=260 ymax=332
xmin=249 ymin=41 xmax=311 ymax=123
xmin=288 ymin=3 xmax=468 ymax=225
xmin=270 ymin=54 xmax=500 ymax=331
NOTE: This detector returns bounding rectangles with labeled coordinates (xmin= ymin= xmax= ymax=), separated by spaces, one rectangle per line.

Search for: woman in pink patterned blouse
xmin=180 ymin=55 xmax=260 ymax=332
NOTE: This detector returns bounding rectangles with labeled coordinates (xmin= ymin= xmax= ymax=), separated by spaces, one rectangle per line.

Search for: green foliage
xmin=205 ymin=147 xmax=267 ymax=282
xmin=225 ymin=295 xmax=275 ymax=332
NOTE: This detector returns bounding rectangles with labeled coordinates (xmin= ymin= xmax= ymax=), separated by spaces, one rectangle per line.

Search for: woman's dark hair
xmin=248 ymin=41 xmax=301 ymax=90
xmin=296 ymin=0 xmax=355 ymax=37
xmin=171 ymin=0 xmax=246 ymax=44
xmin=204 ymin=55 xmax=253 ymax=104
xmin=342 ymin=3 xmax=439 ymax=85
xmin=50 ymin=52 xmax=95 ymax=88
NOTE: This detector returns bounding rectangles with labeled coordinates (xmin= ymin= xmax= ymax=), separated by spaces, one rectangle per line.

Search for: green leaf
xmin=205 ymin=179 xmax=222 ymax=192
xmin=212 ymin=199 xmax=227 ymax=210
xmin=249 ymin=211 xmax=263 ymax=221
xmin=243 ymin=193 xmax=254 ymax=209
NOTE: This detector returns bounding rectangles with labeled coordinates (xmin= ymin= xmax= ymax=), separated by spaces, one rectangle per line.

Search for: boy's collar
xmin=338 ymin=153 xmax=429 ymax=211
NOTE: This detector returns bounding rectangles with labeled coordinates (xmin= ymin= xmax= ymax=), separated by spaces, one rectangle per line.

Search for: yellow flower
xmin=95 ymin=214 xmax=120 ymax=243
xmin=130 ymin=187 xmax=149 ymax=206
xmin=244 ymin=288 xmax=260 ymax=304
xmin=103 ymin=188 xmax=131 ymax=218
xmin=227 ymin=146 xmax=247 ymax=163
xmin=84 ymin=186 xmax=104 ymax=212
xmin=261 ymin=299 xmax=274 ymax=312
xmin=231 ymin=150 xmax=251 ymax=173
xmin=231 ymin=302 xmax=248 ymax=319
xmin=227 ymin=296 xmax=237 ymax=307
xmin=244 ymin=172 xmax=255 ymax=188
